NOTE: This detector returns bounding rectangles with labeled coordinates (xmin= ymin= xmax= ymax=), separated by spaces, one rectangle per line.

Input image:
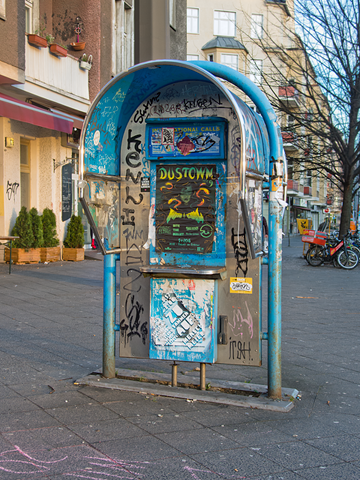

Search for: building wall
xmin=0 ymin=0 xmax=25 ymax=80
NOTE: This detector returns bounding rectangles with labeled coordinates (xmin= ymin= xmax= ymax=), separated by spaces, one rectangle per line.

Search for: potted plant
xmin=70 ymin=18 xmax=86 ymax=51
xmin=79 ymin=53 xmax=92 ymax=70
xmin=40 ymin=208 xmax=60 ymax=262
xmin=5 ymin=207 xmax=41 ymax=264
xmin=48 ymin=35 xmax=68 ymax=58
xmin=27 ymin=25 xmax=48 ymax=48
xmin=63 ymin=214 xmax=85 ymax=261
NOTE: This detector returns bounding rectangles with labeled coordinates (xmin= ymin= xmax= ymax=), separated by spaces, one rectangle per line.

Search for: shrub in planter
xmin=41 ymin=208 xmax=60 ymax=262
xmin=29 ymin=208 xmax=44 ymax=248
xmin=63 ymin=215 xmax=85 ymax=261
xmin=6 ymin=207 xmax=40 ymax=264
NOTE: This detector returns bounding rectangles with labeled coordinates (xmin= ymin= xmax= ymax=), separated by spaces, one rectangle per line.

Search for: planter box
xmin=5 ymin=248 xmax=41 ymax=264
xmin=49 ymin=44 xmax=68 ymax=57
xmin=71 ymin=41 xmax=86 ymax=51
xmin=80 ymin=61 xmax=92 ymax=70
xmin=28 ymin=34 xmax=48 ymax=48
xmin=40 ymin=246 xmax=61 ymax=263
xmin=62 ymin=247 xmax=84 ymax=262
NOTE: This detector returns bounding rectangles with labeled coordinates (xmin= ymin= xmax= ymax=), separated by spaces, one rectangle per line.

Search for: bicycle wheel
xmin=306 ymin=245 xmax=324 ymax=266
xmin=337 ymin=249 xmax=359 ymax=270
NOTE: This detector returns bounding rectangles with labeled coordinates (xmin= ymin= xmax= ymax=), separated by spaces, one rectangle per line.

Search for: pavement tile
xmin=190 ymin=448 xmax=287 ymax=478
xmin=0 ymin=409 xmax=62 ymax=432
xmin=68 ymin=417 xmax=146 ymax=443
xmin=181 ymin=405 xmax=258 ymax=427
xmin=93 ymin=434 xmax=184 ymax=461
xmin=255 ymin=440 xmax=341 ymax=470
xmin=127 ymin=411 xmax=204 ymax=434
xmin=211 ymin=420 xmax=295 ymax=447
xmin=272 ymin=417 xmax=342 ymax=440
xmin=2 ymin=426 xmax=83 ymax=449
xmin=104 ymin=398 xmax=176 ymax=417
xmin=44 ymin=403 xmax=120 ymax=425
xmin=303 ymin=434 xmax=360 ymax=462
xmin=294 ymin=462 xmax=360 ymax=479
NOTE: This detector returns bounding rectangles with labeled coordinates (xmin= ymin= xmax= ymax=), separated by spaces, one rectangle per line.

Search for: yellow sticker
xmin=230 ymin=277 xmax=252 ymax=294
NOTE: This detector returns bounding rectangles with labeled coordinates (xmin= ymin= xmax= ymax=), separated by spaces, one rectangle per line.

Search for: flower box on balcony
xmin=28 ymin=34 xmax=48 ymax=48
xmin=49 ymin=43 xmax=68 ymax=58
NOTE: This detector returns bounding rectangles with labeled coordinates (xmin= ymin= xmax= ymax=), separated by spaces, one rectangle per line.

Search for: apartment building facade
xmin=186 ymin=0 xmax=330 ymax=233
xmin=0 ymin=0 xmax=186 ymax=249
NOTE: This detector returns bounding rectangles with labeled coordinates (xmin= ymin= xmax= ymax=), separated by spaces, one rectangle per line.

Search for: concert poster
xmin=155 ymin=164 xmax=216 ymax=254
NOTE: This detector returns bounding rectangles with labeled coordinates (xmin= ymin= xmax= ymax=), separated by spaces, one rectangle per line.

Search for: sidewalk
xmin=0 ymin=239 xmax=360 ymax=479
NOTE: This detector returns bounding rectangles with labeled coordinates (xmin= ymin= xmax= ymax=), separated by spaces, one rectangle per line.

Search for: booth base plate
xmin=76 ymin=368 xmax=299 ymax=412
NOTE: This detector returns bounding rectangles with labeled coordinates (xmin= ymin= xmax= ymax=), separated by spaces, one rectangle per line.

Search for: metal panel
xmin=149 ymin=278 xmax=217 ymax=363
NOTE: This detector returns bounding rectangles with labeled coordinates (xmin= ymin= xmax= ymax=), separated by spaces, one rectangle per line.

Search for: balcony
xmin=16 ymin=39 xmax=90 ymax=114
xmin=282 ymin=131 xmax=299 ymax=152
xmin=287 ymin=179 xmax=299 ymax=196
xmin=278 ymin=86 xmax=299 ymax=108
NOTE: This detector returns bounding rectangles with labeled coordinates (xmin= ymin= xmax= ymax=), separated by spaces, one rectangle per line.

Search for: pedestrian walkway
xmin=0 ymin=239 xmax=360 ymax=479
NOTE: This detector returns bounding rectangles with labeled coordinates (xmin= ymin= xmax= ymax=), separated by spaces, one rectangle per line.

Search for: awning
xmin=292 ymin=206 xmax=310 ymax=211
xmin=0 ymin=93 xmax=74 ymax=134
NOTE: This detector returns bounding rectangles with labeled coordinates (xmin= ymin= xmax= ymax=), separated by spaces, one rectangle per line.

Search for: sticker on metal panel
xmin=230 ymin=277 xmax=253 ymax=294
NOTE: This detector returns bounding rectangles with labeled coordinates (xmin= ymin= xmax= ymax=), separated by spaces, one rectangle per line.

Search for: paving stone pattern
xmin=0 ymin=237 xmax=359 ymax=479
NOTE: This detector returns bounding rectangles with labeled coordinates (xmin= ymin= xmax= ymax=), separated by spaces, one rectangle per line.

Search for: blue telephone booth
xmin=79 ymin=60 xmax=284 ymax=397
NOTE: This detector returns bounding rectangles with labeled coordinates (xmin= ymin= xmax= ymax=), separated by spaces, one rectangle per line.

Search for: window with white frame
xmin=249 ymin=59 xmax=263 ymax=85
xmin=187 ymin=54 xmax=199 ymax=61
xmin=187 ymin=8 xmax=199 ymax=34
xmin=221 ymin=53 xmax=238 ymax=70
xmin=214 ymin=10 xmax=236 ymax=37
xmin=251 ymin=14 xmax=263 ymax=39
xmin=25 ymin=0 xmax=33 ymax=33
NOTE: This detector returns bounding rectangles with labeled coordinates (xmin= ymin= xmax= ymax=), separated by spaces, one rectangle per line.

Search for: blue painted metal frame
xmin=189 ymin=61 xmax=284 ymax=398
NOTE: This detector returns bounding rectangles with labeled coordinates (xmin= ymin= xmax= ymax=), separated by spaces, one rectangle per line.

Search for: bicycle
xmin=306 ymin=231 xmax=359 ymax=269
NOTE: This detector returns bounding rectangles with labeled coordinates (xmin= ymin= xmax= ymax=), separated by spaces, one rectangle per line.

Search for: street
xmin=0 ymin=236 xmax=360 ymax=479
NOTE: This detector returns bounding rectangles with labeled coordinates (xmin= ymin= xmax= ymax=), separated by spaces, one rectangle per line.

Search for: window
xmin=208 ymin=54 xmax=214 ymax=62
xmin=20 ymin=140 xmax=30 ymax=210
xmin=187 ymin=54 xmax=199 ymax=61
xmin=287 ymin=158 xmax=294 ymax=179
xmin=214 ymin=11 xmax=236 ymax=37
xmin=305 ymin=169 xmax=312 ymax=187
xmin=169 ymin=0 xmax=176 ymax=30
xmin=187 ymin=8 xmax=199 ymax=34
xmin=251 ymin=14 xmax=263 ymax=39
xmin=25 ymin=0 xmax=33 ymax=33
xmin=221 ymin=53 xmax=238 ymax=70
xmin=249 ymin=59 xmax=263 ymax=85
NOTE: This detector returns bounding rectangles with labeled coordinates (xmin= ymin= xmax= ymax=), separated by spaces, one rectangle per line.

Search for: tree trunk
xmin=339 ymin=181 xmax=353 ymax=238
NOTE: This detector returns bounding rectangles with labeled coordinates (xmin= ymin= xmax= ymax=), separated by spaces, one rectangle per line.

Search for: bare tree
xmin=239 ymin=0 xmax=360 ymax=236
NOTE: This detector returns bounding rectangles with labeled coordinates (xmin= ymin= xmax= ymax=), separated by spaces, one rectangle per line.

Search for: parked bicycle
xmin=306 ymin=231 xmax=359 ymax=269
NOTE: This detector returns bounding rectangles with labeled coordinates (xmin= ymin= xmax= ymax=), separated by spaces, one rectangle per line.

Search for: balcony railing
xmin=24 ymin=39 xmax=89 ymax=111
xmin=282 ymin=131 xmax=299 ymax=151
xmin=303 ymin=186 xmax=312 ymax=196
xmin=278 ymin=86 xmax=299 ymax=108
xmin=287 ymin=179 xmax=299 ymax=192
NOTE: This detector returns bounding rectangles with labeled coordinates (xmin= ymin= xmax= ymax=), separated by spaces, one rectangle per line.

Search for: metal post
xmin=103 ymin=253 xmax=117 ymax=378
xmin=200 ymin=363 xmax=206 ymax=390
xmin=9 ymin=239 xmax=12 ymax=275
xmin=171 ymin=362 xmax=178 ymax=387
xmin=268 ymin=171 xmax=282 ymax=399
